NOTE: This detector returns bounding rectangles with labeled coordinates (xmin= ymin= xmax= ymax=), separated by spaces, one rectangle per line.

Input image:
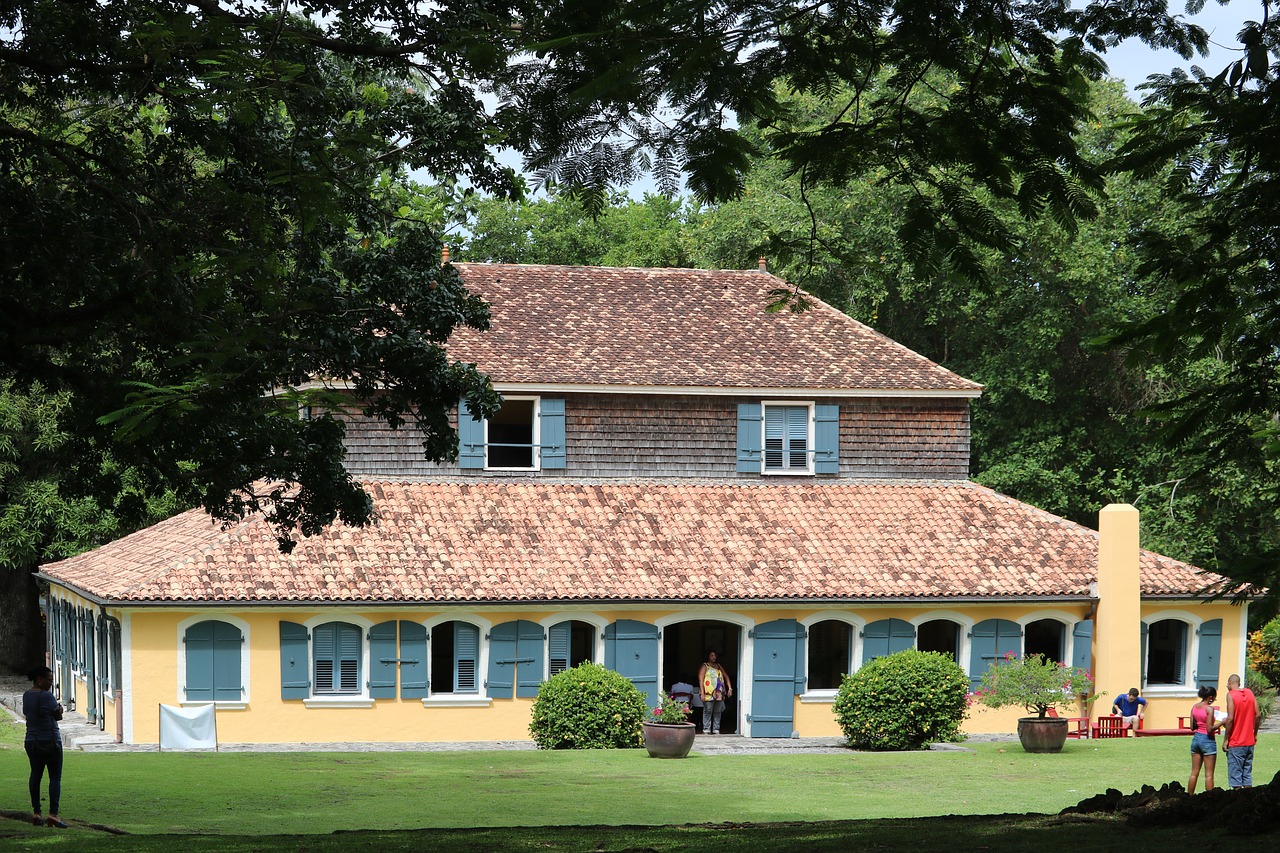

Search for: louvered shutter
xmin=540 ymin=398 xmax=566 ymax=469
xmin=280 ymin=621 xmax=310 ymax=699
xmin=814 ymin=404 xmax=839 ymax=474
xmin=970 ymin=619 xmax=1021 ymax=692
xmin=313 ymin=624 xmax=336 ymax=692
xmin=368 ymin=621 xmax=398 ymax=699
xmin=399 ymin=621 xmax=428 ymax=699
xmin=1140 ymin=621 xmax=1149 ymax=686
xmin=458 ymin=400 xmax=485 ymax=469
xmin=455 ymin=622 xmax=479 ymax=693
xmin=337 ymin=624 xmax=361 ymax=693
xmin=736 ymin=403 xmax=762 ymax=472
xmin=548 ymin=621 xmax=571 ymax=676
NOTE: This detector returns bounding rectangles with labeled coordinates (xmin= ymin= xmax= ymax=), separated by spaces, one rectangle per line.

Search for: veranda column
xmin=1094 ymin=504 xmax=1141 ymax=703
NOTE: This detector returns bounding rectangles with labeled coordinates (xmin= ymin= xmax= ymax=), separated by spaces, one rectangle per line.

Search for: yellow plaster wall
xmin=114 ymin=593 xmax=1244 ymax=743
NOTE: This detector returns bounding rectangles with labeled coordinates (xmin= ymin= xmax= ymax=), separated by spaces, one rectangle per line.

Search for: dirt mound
xmin=1061 ymin=770 xmax=1280 ymax=835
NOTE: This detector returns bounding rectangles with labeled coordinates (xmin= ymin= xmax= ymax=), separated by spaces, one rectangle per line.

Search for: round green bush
xmin=528 ymin=662 xmax=648 ymax=749
xmin=833 ymin=649 xmax=969 ymax=751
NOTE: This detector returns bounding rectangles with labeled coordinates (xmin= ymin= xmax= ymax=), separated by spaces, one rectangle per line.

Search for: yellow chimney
xmin=1094 ymin=504 xmax=1141 ymax=701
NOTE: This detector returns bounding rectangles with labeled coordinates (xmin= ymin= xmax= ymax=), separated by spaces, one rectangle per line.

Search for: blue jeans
xmin=25 ymin=739 xmax=63 ymax=815
xmin=1226 ymin=745 xmax=1254 ymax=787
xmin=1190 ymin=732 xmax=1216 ymax=756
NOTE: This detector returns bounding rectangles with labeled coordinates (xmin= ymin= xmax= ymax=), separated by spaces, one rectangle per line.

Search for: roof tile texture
xmin=42 ymin=480 xmax=1220 ymax=604
xmin=447 ymin=264 xmax=982 ymax=392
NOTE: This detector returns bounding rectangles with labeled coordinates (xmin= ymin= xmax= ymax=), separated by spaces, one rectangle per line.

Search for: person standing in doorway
xmin=23 ymin=665 xmax=67 ymax=828
xmin=1223 ymin=673 xmax=1260 ymax=789
xmin=698 ymin=649 xmax=732 ymax=735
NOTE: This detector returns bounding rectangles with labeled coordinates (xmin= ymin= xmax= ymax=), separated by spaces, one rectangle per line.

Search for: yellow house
xmin=37 ymin=264 xmax=1245 ymax=745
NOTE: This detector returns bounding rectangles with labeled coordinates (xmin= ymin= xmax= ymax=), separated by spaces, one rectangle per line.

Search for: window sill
xmin=1142 ymin=685 xmax=1198 ymax=698
xmin=181 ymin=701 xmax=247 ymax=711
xmin=761 ymin=470 xmax=815 ymax=477
xmin=800 ymin=691 xmax=839 ymax=704
xmin=303 ymin=697 xmax=375 ymax=709
xmin=421 ymin=696 xmax=492 ymax=708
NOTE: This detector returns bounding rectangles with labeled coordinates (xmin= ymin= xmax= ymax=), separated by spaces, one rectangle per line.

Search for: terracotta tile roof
xmin=447 ymin=264 xmax=982 ymax=393
xmin=41 ymin=480 xmax=1221 ymax=604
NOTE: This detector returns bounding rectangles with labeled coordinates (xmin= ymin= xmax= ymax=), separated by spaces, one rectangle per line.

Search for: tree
xmin=1 ymin=3 xmax=513 ymax=548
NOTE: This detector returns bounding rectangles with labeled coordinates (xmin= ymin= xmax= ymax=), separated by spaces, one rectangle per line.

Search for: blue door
xmin=604 ymin=620 xmax=660 ymax=706
xmin=751 ymin=619 xmax=806 ymax=738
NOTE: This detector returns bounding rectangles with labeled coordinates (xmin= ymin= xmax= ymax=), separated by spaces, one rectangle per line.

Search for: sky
xmin=1090 ymin=0 xmax=1257 ymax=92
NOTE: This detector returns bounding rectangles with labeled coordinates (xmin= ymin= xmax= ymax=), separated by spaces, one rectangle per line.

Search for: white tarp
xmin=158 ymin=703 xmax=217 ymax=750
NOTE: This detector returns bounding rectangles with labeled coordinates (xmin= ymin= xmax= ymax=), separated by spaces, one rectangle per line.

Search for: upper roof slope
xmin=446 ymin=264 xmax=982 ymax=393
xmin=40 ymin=480 xmax=1220 ymax=605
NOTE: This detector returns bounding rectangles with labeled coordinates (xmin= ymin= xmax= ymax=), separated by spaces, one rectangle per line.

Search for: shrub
xmin=1246 ymin=667 xmax=1274 ymax=724
xmin=528 ymin=662 xmax=648 ymax=749
xmin=1247 ymin=617 xmax=1280 ymax=688
xmin=833 ymin=650 xmax=969 ymax=751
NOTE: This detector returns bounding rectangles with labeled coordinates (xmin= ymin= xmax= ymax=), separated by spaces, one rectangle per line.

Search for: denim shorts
xmin=1190 ymin=732 xmax=1217 ymax=756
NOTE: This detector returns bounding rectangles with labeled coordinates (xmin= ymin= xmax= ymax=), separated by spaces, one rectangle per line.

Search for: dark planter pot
xmin=642 ymin=722 xmax=697 ymax=758
xmin=1017 ymin=716 xmax=1070 ymax=753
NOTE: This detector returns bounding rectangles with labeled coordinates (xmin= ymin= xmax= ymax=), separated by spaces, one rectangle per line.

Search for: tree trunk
xmin=0 ymin=567 xmax=44 ymax=675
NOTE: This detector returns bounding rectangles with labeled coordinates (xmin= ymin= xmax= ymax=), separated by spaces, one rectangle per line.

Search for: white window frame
xmin=761 ymin=401 xmax=815 ymax=476
xmin=421 ymin=613 xmax=493 ymax=707
xmin=1142 ymin=609 xmax=1205 ymax=697
xmin=175 ymin=614 xmax=251 ymax=709
xmin=300 ymin=613 xmax=375 ymax=708
xmin=485 ymin=396 xmax=542 ymax=471
xmin=799 ymin=612 xmax=865 ymax=703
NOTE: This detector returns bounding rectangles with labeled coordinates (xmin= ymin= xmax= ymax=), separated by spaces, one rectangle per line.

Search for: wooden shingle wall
xmin=336 ymin=393 xmax=970 ymax=480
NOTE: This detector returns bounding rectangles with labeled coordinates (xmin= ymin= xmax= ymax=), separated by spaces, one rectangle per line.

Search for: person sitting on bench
xmin=1112 ymin=687 xmax=1147 ymax=734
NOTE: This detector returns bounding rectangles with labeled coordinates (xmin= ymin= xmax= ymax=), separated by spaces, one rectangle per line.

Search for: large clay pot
xmin=642 ymin=722 xmax=697 ymax=758
xmin=1017 ymin=716 xmax=1070 ymax=753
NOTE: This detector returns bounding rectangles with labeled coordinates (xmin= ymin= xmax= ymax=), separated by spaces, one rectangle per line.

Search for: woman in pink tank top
xmin=1187 ymin=685 xmax=1221 ymax=794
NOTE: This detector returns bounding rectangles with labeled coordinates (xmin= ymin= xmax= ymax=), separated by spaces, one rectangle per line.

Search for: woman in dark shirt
xmin=23 ymin=665 xmax=67 ymax=828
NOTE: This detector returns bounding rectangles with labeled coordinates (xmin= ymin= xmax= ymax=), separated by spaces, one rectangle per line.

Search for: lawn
xmin=1 ymin=715 xmax=1276 ymax=851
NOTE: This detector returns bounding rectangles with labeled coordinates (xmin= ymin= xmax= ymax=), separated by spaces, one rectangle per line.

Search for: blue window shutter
xmin=969 ymin=619 xmax=1020 ymax=692
xmin=889 ymin=618 xmax=915 ymax=655
xmin=368 ymin=621 xmax=398 ymax=699
xmin=486 ymin=621 xmax=518 ymax=699
xmin=1071 ymin=620 xmax=1093 ymax=672
xmin=337 ymin=624 xmax=361 ymax=693
xmin=516 ymin=620 xmax=547 ymax=698
xmin=862 ymin=620 xmax=891 ymax=665
xmin=313 ymin=623 xmax=336 ymax=692
xmin=603 ymin=619 xmax=660 ymax=707
xmin=455 ymin=622 xmax=479 ymax=693
xmin=548 ymin=621 xmax=571 ymax=676
xmin=752 ymin=619 xmax=804 ymax=736
xmin=736 ymin=403 xmax=762 ymax=472
xmin=814 ymin=405 xmax=839 ymax=474
xmin=458 ymin=400 xmax=485 ymax=469
xmin=185 ymin=621 xmax=215 ymax=701
xmin=1196 ymin=619 xmax=1221 ymax=689
xmin=280 ymin=621 xmax=310 ymax=699
xmin=540 ymin=399 xmax=566 ymax=469
xmin=399 ymin=621 xmax=428 ymax=699
xmin=211 ymin=620 xmax=243 ymax=701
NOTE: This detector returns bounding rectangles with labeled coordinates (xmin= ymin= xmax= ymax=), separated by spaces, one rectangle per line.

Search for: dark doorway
xmin=662 ymin=620 xmax=741 ymax=734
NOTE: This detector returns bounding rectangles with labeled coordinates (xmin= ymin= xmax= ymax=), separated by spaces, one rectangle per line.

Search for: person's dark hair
xmin=1198 ymin=685 xmax=1217 ymax=701
xmin=705 ymin=649 xmax=717 ymax=658
xmin=1127 ymin=687 xmax=1140 ymax=698
xmin=27 ymin=664 xmax=53 ymax=681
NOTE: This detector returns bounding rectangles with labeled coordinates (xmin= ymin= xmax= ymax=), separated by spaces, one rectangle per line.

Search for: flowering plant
xmin=972 ymin=652 xmax=1099 ymax=718
xmin=647 ymin=691 xmax=693 ymax=724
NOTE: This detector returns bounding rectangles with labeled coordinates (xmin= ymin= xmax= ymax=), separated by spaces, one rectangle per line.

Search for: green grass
xmin=1 ymin=717 xmax=1276 ymax=850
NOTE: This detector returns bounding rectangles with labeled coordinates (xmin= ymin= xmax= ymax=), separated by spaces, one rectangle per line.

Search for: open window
xmin=430 ymin=620 xmax=480 ymax=694
xmin=1023 ymin=619 xmax=1066 ymax=664
xmin=917 ymin=619 xmax=960 ymax=664
xmin=807 ymin=620 xmax=853 ymax=690
xmin=458 ymin=397 xmax=565 ymax=471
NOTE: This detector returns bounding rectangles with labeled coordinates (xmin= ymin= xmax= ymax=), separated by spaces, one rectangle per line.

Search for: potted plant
xmin=641 ymin=692 xmax=696 ymax=758
xmin=972 ymin=652 xmax=1097 ymax=753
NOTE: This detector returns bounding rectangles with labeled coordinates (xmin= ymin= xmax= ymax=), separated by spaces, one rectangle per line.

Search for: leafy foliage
xmin=528 ymin=663 xmax=648 ymax=749
xmin=974 ymin=653 xmax=1096 ymax=719
xmin=833 ymin=650 xmax=968 ymax=751
xmin=1 ymin=2 xmax=513 ymax=549
xmin=1249 ymin=617 xmax=1280 ymax=689
xmin=648 ymin=691 xmax=694 ymax=725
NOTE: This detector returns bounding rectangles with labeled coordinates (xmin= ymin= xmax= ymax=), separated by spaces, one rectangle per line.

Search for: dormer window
xmin=736 ymin=402 xmax=839 ymax=475
xmin=458 ymin=397 xmax=566 ymax=471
